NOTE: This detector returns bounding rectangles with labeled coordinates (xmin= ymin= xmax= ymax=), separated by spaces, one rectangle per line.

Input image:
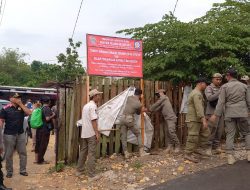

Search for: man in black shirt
xmin=35 ymin=97 xmax=55 ymax=164
xmin=0 ymin=93 xmax=31 ymax=179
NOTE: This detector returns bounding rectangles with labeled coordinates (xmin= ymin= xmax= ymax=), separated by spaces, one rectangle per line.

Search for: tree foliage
xmin=57 ymin=38 xmax=85 ymax=81
xmin=118 ymin=0 xmax=250 ymax=82
xmin=0 ymin=39 xmax=85 ymax=87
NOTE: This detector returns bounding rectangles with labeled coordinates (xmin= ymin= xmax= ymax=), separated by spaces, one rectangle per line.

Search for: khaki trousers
xmin=165 ymin=119 xmax=180 ymax=146
xmin=77 ymin=136 xmax=97 ymax=175
xmin=185 ymin=122 xmax=210 ymax=154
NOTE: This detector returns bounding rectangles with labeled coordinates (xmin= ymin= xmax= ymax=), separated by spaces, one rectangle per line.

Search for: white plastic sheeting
xmin=77 ymin=87 xmax=154 ymax=148
xmin=180 ymin=85 xmax=192 ymax=114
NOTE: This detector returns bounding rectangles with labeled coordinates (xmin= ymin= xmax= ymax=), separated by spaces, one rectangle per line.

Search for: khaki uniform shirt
xmin=123 ymin=96 xmax=142 ymax=115
xmin=149 ymin=95 xmax=177 ymax=121
xmin=214 ymin=79 xmax=250 ymax=118
xmin=205 ymin=83 xmax=221 ymax=115
xmin=186 ymin=89 xmax=205 ymax=123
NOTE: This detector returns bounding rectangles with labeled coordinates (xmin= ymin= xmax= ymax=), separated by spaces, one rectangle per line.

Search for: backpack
xmin=30 ymin=107 xmax=44 ymax=129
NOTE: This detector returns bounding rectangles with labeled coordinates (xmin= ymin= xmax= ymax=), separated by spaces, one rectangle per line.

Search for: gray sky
xmin=0 ymin=0 xmax=224 ymax=65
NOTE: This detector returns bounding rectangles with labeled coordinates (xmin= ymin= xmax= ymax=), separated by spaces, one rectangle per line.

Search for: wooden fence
xmin=56 ymin=76 xmax=187 ymax=164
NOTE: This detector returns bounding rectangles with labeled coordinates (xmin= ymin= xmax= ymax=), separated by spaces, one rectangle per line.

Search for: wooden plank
xmin=115 ymin=125 xmax=121 ymax=154
xmin=101 ymin=135 xmax=108 ymax=157
xmin=109 ymin=131 xmax=114 ymax=155
xmin=97 ymin=77 xmax=104 ymax=105
xmin=58 ymin=87 xmax=66 ymax=161
xmin=67 ymin=84 xmax=76 ymax=163
xmin=144 ymin=80 xmax=151 ymax=109
xmin=134 ymin=80 xmax=140 ymax=88
xmin=65 ymin=88 xmax=73 ymax=164
xmin=117 ymin=80 xmax=124 ymax=94
xmin=72 ymin=77 xmax=82 ymax=162
xmin=110 ymin=80 xmax=117 ymax=98
xmin=103 ymin=78 xmax=110 ymax=103
xmin=159 ymin=116 xmax=165 ymax=148
xmin=127 ymin=143 xmax=133 ymax=153
xmin=154 ymin=112 xmax=160 ymax=150
xmin=123 ymin=80 xmax=129 ymax=91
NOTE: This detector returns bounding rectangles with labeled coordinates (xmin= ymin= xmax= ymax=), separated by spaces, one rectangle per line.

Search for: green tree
xmin=57 ymin=38 xmax=85 ymax=81
xmin=0 ymin=48 xmax=33 ymax=86
xmin=118 ymin=0 xmax=250 ymax=82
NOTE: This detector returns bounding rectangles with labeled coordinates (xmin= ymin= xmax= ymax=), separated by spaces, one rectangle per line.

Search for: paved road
xmin=146 ymin=160 xmax=250 ymax=190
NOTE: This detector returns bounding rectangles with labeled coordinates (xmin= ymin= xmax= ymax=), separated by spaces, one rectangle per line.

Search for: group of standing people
xmin=0 ymin=94 xmax=55 ymax=190
xmin=76 ymin=68 xmax=250 ymax=179
xmin=76 ymin=86 xmax=181 ymax=178
xmin=185 ymin=69 xmax=250 ymax=165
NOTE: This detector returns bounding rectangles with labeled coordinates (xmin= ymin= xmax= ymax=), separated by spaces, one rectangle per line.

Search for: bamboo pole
xmin=140 ymin=78 xmax=145 ymax=146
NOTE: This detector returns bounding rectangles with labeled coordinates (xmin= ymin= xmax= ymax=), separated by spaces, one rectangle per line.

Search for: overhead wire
xmin=0 ymin=0 xmax=6 ymax=27
xmin=71 ymin=0 xmax=84 ymax=39
xmin=0 ymin=0 xmax=3 ymax=15
xmin=173 ymin=0 xmax=179 ymax=15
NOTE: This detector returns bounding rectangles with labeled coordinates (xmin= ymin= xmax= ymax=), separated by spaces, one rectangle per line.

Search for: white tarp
xmin=77 ymin=87 xmax=154 ymax=148
xmin=180 ymin=85 xmax=192 ymax=114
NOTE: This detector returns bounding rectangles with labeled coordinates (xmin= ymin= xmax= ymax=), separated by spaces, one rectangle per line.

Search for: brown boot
xmin=165 ymin=144 xmax=174 ymax=154
xmin=184 ymin=153 xmax=199 ymax=163
xmin=195 ymin=149 xmax=212 ymax=157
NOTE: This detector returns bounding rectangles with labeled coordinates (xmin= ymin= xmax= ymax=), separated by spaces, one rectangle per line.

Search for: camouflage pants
xmin=120 ymin=114 xmax=142 ymax=152
xmin=185 ymin=122 xmax=210 ymax=154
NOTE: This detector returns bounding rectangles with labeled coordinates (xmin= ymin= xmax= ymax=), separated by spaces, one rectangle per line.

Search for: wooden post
xmin=86 ymin=75 xmax=90 ymax=102
xmin=140 ymin=79 xmax=145 ymax=146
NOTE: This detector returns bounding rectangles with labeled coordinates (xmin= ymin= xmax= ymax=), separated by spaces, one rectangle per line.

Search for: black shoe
xmin=0 ymin=184 xmax=12 ymax=190
xmin=20 ymin=172 xmax=28 ymax=176
xmin=6 ymin=173 xmax=12 ymax=178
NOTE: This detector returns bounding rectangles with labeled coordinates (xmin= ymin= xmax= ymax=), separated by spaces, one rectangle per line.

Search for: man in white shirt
xmin=76 ymin=89 xmax=102 ymax=177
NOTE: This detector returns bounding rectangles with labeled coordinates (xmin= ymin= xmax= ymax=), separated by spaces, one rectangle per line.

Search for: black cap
xmin=134 ymin=88 xmax=142 ymax=95
xmin=195 ymin=77 xmax=209 ymax=85
xmin=226 ymin=68 xmax=237 ymax=78
xmin=9 ymin=92 xmax=22 ymax=98
xmin=40 ymin=96 xmax=50 ymax=103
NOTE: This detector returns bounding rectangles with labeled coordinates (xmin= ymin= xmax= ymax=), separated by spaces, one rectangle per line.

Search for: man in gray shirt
xmin=205 ymin=73 xmax=224 ymax=155
xmin=211 ymin=69 xmax=250 ymax=165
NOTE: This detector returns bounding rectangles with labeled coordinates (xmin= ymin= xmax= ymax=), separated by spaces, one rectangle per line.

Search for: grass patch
xmin=48 ymin=162 xmax=65 ymax=173
xmin=132 ymin=161 xmax=143 ymax=170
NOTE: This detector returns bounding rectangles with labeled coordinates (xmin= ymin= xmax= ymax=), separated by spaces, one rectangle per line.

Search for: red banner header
xmin=87 ymin=34 xmax=143 ymax=78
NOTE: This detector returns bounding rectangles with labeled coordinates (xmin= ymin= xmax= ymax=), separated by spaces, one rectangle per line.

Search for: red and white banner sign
xmin=87 ymin=34 xmax=143 ymax=78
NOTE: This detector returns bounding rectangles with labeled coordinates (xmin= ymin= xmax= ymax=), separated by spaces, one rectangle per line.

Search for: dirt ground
xmin=3 ymin=136 xmax=247 ymax=190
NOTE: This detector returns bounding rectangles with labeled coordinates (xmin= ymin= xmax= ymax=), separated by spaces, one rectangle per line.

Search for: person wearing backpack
xmin=35 ymin=97 xmax=55 ymax=164
xmin=29 ymin=100 xmax=42 ymax=154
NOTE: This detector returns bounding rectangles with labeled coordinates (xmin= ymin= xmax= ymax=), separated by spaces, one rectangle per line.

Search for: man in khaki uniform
xmin=120 ymin=88 xmax=149 ymax=159
xmin=205 ymin=73 xmax=224 ymax=154
xmin=241 ymin=75 xmax=250 ymax=129
xmin=211 ymin=69 xmax=250 ymax=165
xmin=185 ymin=78 xmax=210 ymax=163
xmin=149 ymin=89 xmax=180 ymax=153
